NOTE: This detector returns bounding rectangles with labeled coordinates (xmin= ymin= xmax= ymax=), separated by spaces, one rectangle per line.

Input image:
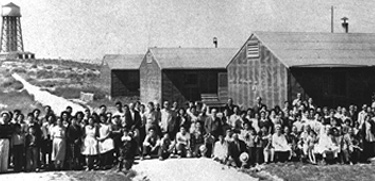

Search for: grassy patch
xmin=0 ymin=90 xmax=44 ymax=113
xmin=243 ymin=162 xmax=375 ymax=181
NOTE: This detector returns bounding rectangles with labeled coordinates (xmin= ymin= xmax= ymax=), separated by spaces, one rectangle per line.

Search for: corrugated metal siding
xmin=228 ymin=36 xmax=288 ymax=109
xmin=140 ymin=52 xmax=162 ymax=104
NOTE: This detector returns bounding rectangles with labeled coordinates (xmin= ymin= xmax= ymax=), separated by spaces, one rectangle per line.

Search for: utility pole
xmin=331 ymin=6 xmax=334 ymax=33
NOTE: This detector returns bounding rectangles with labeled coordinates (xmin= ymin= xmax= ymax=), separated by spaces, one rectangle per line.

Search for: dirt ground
xmin=0 ymin=169 xmax=133 ymax=181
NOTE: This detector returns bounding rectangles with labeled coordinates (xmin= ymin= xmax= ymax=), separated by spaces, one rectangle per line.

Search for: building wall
xmin=228 ymin=36 xmax=288 ymax=109
xmin=110 ymin=70 xmax=139 ymax=97
xmin=161 ymin=69 xmax=226 ymax=106
xmin=99 ymin=63 xmax=111 ymax=94
xmin=289 ymin=67 xmax=375 ymax=108
xmin=140 ymin=52 xmax=162 ymax=104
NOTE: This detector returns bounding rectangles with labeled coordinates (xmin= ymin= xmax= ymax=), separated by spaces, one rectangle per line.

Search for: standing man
xmin=204 ymin=108 xmax=223 ymax=138
xmin=159 ymin=101 xmax=177 ymax=139
xmin=292 ymin=93 xmax=303 ymax=107
xmin=128 ymin=103 xmax=142 ymax=131
xmin=253 ymin=96 xmax=266 ymax=113
xmin=358 ymin=104 xmax=368 ymax=129
xmin=224 ymin=98 xmax=237 ymax=116
xmin=0 ymin=111 xmax=13 ymax=172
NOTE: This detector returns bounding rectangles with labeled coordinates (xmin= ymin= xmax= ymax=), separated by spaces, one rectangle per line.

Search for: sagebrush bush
xmin=11 ymin=67 xmax=27 ymax=74
xmin=37 ymin=69 xmax=54 ymax=79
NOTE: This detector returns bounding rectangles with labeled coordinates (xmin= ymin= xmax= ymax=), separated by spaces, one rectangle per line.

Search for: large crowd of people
xmin=1 ymin=93 xmax=375 ymax=173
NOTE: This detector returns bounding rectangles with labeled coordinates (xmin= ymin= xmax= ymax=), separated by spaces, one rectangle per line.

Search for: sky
xmin=2 ymin=0 xmax=375 ymax=61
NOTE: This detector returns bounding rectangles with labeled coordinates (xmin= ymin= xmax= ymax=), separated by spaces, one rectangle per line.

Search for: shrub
xmin=54 ymin=71 xmax=66 ymax=78
xmin=27 ymin=70 xmax=37 ymax=78
xmin=45 ymin=65 xmax=53 ymax=70
xmin=11 ymin=81 xmax=23 ymax=90
xmin=1 ymin=80 xmax=23 ymax=90
xmin=37 ymin=69 xmax=54 ymax=79
xmin=11 ymin=67 xmax=27 ymax=74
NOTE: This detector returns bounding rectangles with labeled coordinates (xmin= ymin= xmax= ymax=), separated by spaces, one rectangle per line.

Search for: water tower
xmin=0 ymin=2 xmax=34 ymax=60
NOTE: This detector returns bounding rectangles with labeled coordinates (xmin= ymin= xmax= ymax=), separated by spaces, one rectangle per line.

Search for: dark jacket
xmin=124 ymin=110 xmax=142 ymax=130
xmin=66 ymin=124 xmax=83 ymax=144
xmin=204 ymin=116 xmax=223 ymax=137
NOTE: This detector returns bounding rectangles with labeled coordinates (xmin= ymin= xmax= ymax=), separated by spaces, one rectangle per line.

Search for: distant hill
xmin=0 ymin=58 xmax=106 ymax=113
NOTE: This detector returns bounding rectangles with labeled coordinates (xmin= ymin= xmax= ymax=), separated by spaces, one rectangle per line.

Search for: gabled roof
xmin=149 ymin=48 xmax=237 ymax=69
xmin=102 ymin=54 xmax=144 ymax=70
xmin=252 ymin=31 xmax=375 ymax=68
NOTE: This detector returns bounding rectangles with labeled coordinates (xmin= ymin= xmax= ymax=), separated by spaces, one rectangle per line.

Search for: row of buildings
xmin=101 ymin=32 xmax=375 ymax=109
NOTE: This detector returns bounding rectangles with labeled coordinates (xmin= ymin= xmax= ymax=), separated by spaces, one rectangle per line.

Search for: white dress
xmin=51 ymin=125 xmax=66 ymax=162
xmin=82 ymin=125 xmax=99 ymax=155
xmin=98 ymin=123 xmax=114 ymax=154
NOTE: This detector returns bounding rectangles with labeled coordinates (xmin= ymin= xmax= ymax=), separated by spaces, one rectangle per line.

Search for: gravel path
xmin=132 ymin=158 xmax=258 ymax=181
xmin=12 ymin=73 xmax=85 ymax=114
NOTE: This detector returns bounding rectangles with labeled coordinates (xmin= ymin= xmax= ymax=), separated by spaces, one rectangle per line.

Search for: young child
xmin=11 ymin=124 xmax=24 ymax=172
xmin=118 ymin=129 xmax=137 ymax=172
xmin=25 ymin=126 xmax=39 ymax=172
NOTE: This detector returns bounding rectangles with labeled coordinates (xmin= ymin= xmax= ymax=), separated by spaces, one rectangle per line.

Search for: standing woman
xmin=143 ymin=102 xmax=160 ymax=136
xmin=82 ymin=116 xmax=99 ymax=171
xmin=51 ymin=118 xmax=67 ymax=170
xmin=97 ymin=114 xmax=114 ymax=169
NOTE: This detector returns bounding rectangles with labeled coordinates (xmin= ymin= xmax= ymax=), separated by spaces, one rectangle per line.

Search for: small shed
xmin=101 ymin=54 xmax=144 ymax=98
xmin=140 ymin=48 xmax=237 ymax=105
xmin=228 ymin=32 xmax=375 ymax=108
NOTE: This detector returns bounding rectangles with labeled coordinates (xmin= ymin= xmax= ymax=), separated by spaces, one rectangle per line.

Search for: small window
xmin=247 ymin=41 xmax=260 ymax=58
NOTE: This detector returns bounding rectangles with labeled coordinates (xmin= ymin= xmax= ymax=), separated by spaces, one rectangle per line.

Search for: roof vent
xmin=247 ymin=41 xmax=260 ymax=58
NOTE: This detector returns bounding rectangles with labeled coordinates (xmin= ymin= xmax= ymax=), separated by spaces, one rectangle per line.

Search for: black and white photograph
xmin=0 ymin=0 xmax=375 ymax=181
